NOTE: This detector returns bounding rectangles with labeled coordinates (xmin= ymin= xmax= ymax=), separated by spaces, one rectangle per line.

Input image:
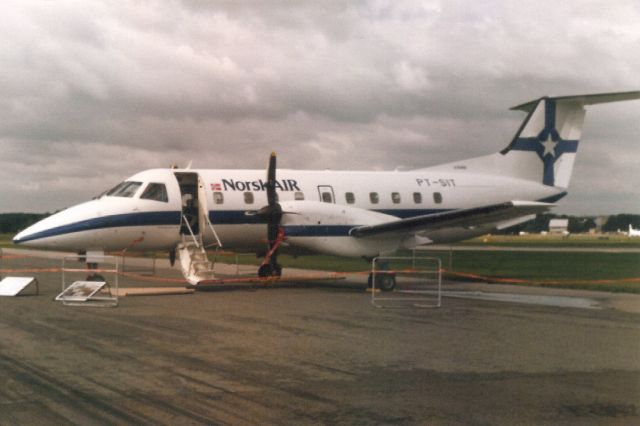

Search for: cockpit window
xmin=140 ymin=183 xmax=168 ymax=202
xmin=105 ymin=181 xmax=143 ymax=198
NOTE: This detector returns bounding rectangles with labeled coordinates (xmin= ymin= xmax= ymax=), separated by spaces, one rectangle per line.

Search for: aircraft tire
xmin=367 ymin=271 xmax=396 ymax=291
xmin=368 ymin=272 xmax=396 ymax=292
xmin=258 ymin=264 xmax=282 ymax=278
xmin=86 ymin=273 xmax=106 ymax=282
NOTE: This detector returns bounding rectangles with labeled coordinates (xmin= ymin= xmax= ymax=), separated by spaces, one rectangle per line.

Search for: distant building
xmin=548 ymin=219 xmax=569 ymax=234
xmin=594 ymin=216 xmax=608 ymax=232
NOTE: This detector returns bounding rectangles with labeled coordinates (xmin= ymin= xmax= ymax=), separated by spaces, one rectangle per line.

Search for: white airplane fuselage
xmin=13 ymin=167 xmax=561 ymax=257
xmin=13 ymin=91 xmax=640 ymax=263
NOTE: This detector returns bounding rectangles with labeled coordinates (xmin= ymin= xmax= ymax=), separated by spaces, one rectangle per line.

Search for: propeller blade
xmin=257 ymin=152 xmax=284 ymax=277
xmin=266 ymin=152 xmax=277 ymax=207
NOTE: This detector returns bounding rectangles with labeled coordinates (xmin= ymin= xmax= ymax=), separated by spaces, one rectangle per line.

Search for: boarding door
xmin=199 ymin=175 xmax=222 ymax=248
xmin=197 ymin=174 xmax=208 ymax=240
xmin=317 ymin=185 xmax=335 ymax=203
xmin=198 ymin=175 xmax=216 ymax=245
xmin=175 ymin=172 xmax=200 ymax=236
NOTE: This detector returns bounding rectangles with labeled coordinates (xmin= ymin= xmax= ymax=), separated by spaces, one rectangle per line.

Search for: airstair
xmin=177 ymin=233 xmax=216 ymax=285
xmin=176 ymin=206 xmax=223 ymax=285
xmin=175 ymin=173 xmax=223 ymax=286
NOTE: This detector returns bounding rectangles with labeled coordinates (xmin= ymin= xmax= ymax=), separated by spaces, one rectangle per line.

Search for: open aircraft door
xmin=197 ymin=174 xmax=208 ymax=240
xmin=198 ymin=174 xmax=222 ymax=248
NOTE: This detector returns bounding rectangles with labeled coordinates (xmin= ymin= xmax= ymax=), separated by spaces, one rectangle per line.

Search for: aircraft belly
xmin=286 ymin=236 xmax=400 ymax=258
xmin=209 ymin=224 xmax=267 ymax=251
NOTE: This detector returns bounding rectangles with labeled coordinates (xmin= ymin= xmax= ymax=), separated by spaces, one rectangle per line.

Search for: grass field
xmin=3 ymin=233 xmax=639 ymax=293
xmin=210 ymin=248 xmax=640 ymax=293
xmin=462 ymin=233 xmax=640 ymax=248
xmin=0 ymin=234 xmax=14 ymax=249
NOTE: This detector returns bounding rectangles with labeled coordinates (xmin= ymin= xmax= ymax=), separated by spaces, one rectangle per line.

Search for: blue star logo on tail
xmin=511 ymin=99 xmax=579 ymax=186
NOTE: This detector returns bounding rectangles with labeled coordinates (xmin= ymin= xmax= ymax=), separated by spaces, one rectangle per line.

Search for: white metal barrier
xmin=0 ymin=248 xmax=39 ymax=296
xmin=371 ymin=256 xmax=442 ymax=308
xmin=121 ymin=253 xmax=157 ymax=276
xmin=210 ymin=252 xmax=258 ymax=277
xmin=58 ymin=255 xmax=119 ymax=307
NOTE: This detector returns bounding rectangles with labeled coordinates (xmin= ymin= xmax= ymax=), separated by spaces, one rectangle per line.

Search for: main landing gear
xmin=367 ymin=260 xmax=397 ymax=292
xmin=258 ymin=227 xmax=285 ymax=278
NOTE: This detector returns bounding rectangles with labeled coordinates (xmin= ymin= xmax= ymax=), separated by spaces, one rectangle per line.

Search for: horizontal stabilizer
xmin=349 ymin=201 xmax=553 ymax=238
xmin=511 ymin=91 xmax=640 ymax=112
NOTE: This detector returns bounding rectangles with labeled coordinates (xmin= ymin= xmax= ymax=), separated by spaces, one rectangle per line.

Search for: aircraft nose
xmin=10 ymin=199 xmax=104 ymax=250
xmin=12 ymin=226 xmax=35 ymax=246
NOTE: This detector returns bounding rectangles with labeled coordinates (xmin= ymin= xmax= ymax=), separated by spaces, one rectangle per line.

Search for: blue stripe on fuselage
xmin=13 ymin=211 xmax=182 ymax=243
xmin=208 ymin=208 xmax=449 ymax=225
xmin=16 ymin=193 xmax=565 ymax=244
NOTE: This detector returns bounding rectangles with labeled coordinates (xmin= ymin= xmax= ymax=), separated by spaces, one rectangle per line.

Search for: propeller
xmin=256 ymin=152 xmax=284 ymax=277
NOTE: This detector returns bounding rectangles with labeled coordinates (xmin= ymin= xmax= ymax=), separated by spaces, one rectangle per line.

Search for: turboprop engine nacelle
xmin=279 ymin=201 xmax=401 ymax=257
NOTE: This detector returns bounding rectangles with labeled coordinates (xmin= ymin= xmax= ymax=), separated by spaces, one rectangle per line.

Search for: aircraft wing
xmin=349 ymin=201 xmax=553 ymax=238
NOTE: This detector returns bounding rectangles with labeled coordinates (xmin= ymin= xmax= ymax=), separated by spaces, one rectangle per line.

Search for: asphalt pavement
xmin=0 ymin=249 xmax=638 ymax=425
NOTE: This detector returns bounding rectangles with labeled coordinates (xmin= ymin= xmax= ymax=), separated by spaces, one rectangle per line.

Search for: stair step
xmin=176 ymin=237 xmax=217 ymax=284
xmin=193 ymin=263 xmax=212 ymax=273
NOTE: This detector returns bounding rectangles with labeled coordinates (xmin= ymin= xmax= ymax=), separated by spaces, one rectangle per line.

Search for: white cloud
xmin=0 ymin=0 xmax=638 ymax=213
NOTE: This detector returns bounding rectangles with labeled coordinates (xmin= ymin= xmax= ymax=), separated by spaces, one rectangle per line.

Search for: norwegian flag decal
xmin=211 ymin=183 xmax=222 ymax=191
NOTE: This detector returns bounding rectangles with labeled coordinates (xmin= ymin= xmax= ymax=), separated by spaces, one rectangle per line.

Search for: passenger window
xmin=244 ymin=192 xmax=254 ymax=204
xmin=345 ymin=192 xmax=355 ymax=204
xmin=321 ymin=192 xmax=333 ymax=203
xmin=391 ymin=192 xmax=401 ymax=204
xmin=106 ymin=181 xmax=142 ymax=198
xmin=214 ymin=192 xmax=224 ymax=204
xmin=140 ymin=183 xmax=168 ymax=202
xmin=369 ymin=192 xmax=379 ymax=204
xmin=294 ymin=191 xmax=305 ymax=201
xmin=433 ymin=192 xmax=443 ymax=204
xmin=413 ymin=192 xmax=422 ymax=204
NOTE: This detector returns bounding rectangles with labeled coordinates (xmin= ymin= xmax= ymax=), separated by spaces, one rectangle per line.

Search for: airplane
xmin=13 ymin=91 xmax=640 ymax=290
xmin=629 ymin=224 xmax=640 ymax=237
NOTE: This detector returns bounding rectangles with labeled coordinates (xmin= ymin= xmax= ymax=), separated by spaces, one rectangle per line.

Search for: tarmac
xmin=1 ymin=248 xmax=639 ymax=425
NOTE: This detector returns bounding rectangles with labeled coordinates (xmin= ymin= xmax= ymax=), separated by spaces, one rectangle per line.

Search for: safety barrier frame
xmin=371 ymin=256 xmax=442 ymax=308
xmin=121 ymin=253 xmax=157 ymax=276
xmin=60 ymin=255 xmax=119 ymax=307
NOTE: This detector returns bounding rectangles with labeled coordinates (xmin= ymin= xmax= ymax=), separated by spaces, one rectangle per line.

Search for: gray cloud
xmin=0 ymin=0 xmax=639 ymax=214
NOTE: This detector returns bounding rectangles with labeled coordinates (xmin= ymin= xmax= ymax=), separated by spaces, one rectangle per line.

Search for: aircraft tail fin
xmin=428 ymin=91 xmax=640 ymax=189
xmin=500 ymin=91 xmax=640 ymax=188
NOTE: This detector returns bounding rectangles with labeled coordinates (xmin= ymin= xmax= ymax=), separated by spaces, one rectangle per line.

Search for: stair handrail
xmin=181 ymin=214 xmax=200 ymax=249
xmin=204 ymin=213 xmax=223 ymax=248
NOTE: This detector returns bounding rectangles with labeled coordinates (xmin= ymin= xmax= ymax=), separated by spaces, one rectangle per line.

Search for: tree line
xmin=0 ymin=213 xmax=50 ymax=234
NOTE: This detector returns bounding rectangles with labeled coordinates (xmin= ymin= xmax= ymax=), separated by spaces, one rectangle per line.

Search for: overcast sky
xmin=1 ymin=0 xmax=638 ymax=215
